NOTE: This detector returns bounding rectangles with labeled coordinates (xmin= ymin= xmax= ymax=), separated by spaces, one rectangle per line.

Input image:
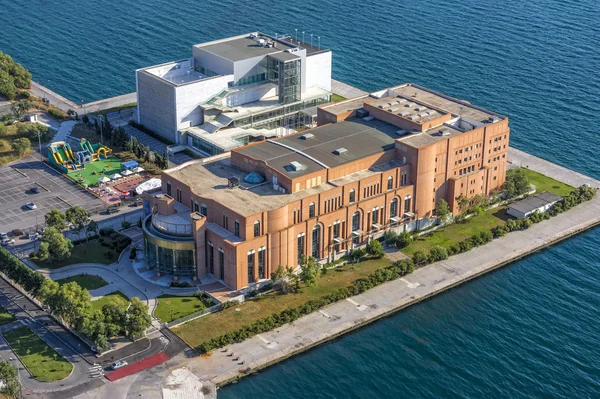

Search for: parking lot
xmin=0 ymin=155 xmax=106 ymax=235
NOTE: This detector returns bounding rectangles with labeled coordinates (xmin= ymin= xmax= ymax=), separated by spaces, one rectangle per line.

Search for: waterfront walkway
xmin=181 ymin=148 xmax=600 ymax=386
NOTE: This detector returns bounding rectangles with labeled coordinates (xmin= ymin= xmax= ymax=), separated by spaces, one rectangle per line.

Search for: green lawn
xmin=91 ymin=291 xmax=129 ymax=311
xmin=3 ymin=326 xmax=73 ymax=382
xmin=0 ymin=306 xmax=16 ymax=326
xmin=173 ymin=258 xmax=391 ymax=349
xmin=56 ymin=275 xmax=108 ymax=291
xmin=155 ymin=295 xmax=207 ymax=322
xmin=67 ymin=156 xmax=123 ymax=187
xmin=32 ymin=238 xmax=120 ymax=269
xmin=402 ymin=208 xmax=510 ymax=256
xmin=520 ymin=168 xmax=574 ymax=197
xmin=331 ymin=93 xmax=347 ymax=103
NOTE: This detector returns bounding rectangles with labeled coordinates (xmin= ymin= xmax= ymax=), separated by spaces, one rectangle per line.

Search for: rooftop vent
xmin=257 ymin=38 xmax=266 ymax=46
xmin=290 ymin=161 xmax=304 ymax=171
xmin=249 ymin=33 xmax=257 ymax=39
xmin=362 ymin=115 xmax=375 ymax=122
xmin=333 ymin=148 xmax=348 ymax=155
xmin=395 ymin=129 xmax=408 ymax=136
xmin=440 ymin=129 xmax=451 ymax=136
xmin=355 ymin=108 xmax=369 ymax=119
xmin=228 ymin=177 xmax=240 ymax=188
xmin=399 ymin=111 xmax=410 ymax=117
xmin=487 ymin=116 xmax=500 ymax=123
xmin=301 ymin=133 xmax=315 ymax=140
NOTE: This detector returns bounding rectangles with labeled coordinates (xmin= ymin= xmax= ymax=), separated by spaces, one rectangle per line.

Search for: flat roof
xmin=235 ymin=118 xmax=399 ymax=178
xmin=508 ymin=191 xmax=563 ymax=214
xmin=165 ymin=157 xmax=334 ymax=217
xmin=195 ymin=34 xmax=297 ymax=62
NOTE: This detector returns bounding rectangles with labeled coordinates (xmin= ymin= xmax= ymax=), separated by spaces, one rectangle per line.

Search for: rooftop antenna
xmin=310 ymin=33 xmax=313 ymax=47
xmin=295 ymin=29 xmax=298 ymax=43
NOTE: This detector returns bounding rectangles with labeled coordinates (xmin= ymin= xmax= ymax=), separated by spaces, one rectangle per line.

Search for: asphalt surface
xmin=0 ymin=155 xmax=106 ymax=235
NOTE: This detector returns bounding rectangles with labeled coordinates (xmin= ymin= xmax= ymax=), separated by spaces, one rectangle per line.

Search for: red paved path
xmin=105 ymin=352 xmax=169 ymax=381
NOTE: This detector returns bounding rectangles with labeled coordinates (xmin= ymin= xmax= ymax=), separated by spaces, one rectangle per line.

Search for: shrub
xmin=395 ymin=232 xmax=413 ymax=249
xmin=428 ymin=246 xmax=448 ymax=262
xmin=458 ymin=240 xmax=473 ymax=252
xmin=412 ymin=250 xmax=428 ymax=265
xmin=366 ymin=239 xmax=384 ymax=258
xmin=129 ymin=247 xmax=137 ymax=259
xmin=383 ymin=231 xmax=398 ymax=247
xmin=47 ymin=107 xmax=66 ymax=119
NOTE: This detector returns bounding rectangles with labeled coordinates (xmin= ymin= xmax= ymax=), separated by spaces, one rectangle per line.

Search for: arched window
xmin=200 ymin=204 xmax=207 ymax=217
xmin=349 ymin=188 xmax=356 ymax=203
xmin=309 ymin=202 xmax=315 ymax=218
xmin=254 ymin=220 xmax=260 ymax=237
xmin=387 ymin=176 xmax=393 ymax=190
xmin=311 ymin=225 xmax=321 ymax=258
xmin=390 ymin=198 xmax=399 ymax=218
xmin=351 ymin=211 xmax=361 ymax=244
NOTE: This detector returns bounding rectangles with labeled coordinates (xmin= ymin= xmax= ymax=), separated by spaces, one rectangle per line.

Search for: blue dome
xmin=244 ymin=172 xmax=265 ymax=184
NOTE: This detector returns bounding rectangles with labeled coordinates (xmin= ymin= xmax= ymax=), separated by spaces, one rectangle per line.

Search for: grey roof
xmin=508 ymin=191 xmax=563 ymax=214
xmin=198 ymin=35 xmax=296 ymax=62
xmin=235 ymin=118 xmax=399 ymax=178
xmin=268 ymin=51 xmax=300 ymax=63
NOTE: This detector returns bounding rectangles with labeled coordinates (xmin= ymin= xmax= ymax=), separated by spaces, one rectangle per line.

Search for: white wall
xmin=226 ymin=84 xmax=277 ymax=107
xmin=304 ymin=51 xmax=332 ymax=92
xmin=175 ymin=75 xmax=232 ymax=131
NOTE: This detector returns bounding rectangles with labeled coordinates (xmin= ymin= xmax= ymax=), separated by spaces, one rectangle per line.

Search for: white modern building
xmin=506 ymin=191 xmax=562 ymax=219
xmin=136 ymin=32 xmax=332 ymax=155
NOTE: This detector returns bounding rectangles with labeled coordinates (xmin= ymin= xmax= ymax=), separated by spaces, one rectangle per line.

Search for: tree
xmin=366 ymin=239 xmax=384 ymax=258
xmin=412 ymin=250 xmax=428 ymax=265
xmin=436 ymin=199 xmax=450 ymax=223
xmin=11 ymin=99 xmax=32 ymax=117
xmin=125 ymin=297 xmax=151 ymax=339
xmin=271 ymin=265 xmax=298 ymax=294
xmin=383 ymin=231 xmax=398 ymax=247
xmin=10 ymin=137 xmax=30 ymax=155
xmin=0 ymin=361 xmax=20 ymax=397
xmin=88 ymin=220 xmax=99 ymax=236
xmin=395 ymin=232 xmax=413 ymax=249
xmin=40 ymin=227 xmax=73 ymax=262
xmin=349 ymin=248 xmax=365 ymax=263
xmin=0 ymin=69 xmax=16 ymax=100
xmin=299 ymin=255 xmax=320 ymax=287
xmin=455 ymin=194 xmax=470 ymax=214
xmin=504 ymin=168 xmax=531 ymax=198
xmin=37 ymin=241 xmax=50 ymax=261
xmin=65 ymin=206 xmax=91 ymax=241
xmin=45 ymin=208 xmax=67 ymax=231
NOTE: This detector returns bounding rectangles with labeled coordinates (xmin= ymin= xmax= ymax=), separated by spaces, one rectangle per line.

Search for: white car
xmin=1 ymin=237 xmax=14 ymax=246
xmin=111 ymin=361 xmax=128 ymax=370
xmin=25 ymin=202 xmax=37 ymax=210
xmin=28 ymin=232 xmax=39 ymax=241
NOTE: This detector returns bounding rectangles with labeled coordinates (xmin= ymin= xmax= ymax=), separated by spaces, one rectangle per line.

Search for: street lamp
xmin=317 ymin=36 xmax=321 ymax=50
xmin=81 ymin=99 xmax=86 ymax=117
xmin=295 ymin=29 xmax=298 ymax=43
xmin=310 ymin=34 xmax=313 ymax=47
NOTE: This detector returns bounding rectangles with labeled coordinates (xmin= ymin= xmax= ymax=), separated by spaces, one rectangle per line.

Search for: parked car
xmin=25 ymin=202 xmax=37 ymax=210
xmin=30 ymin=187 xmax=40 ymax=194
xmin=28 ymin=232 xmax=39 ymax=241
xmin=111 ymin=361 xmax=128 ymax=370
xmin=0 ymin=232 xmax=7 ymax=240
xmin=1 ymin=237 xmax=14 ymax=246
xmin=106 ymin=207 xmax=120 ymax=215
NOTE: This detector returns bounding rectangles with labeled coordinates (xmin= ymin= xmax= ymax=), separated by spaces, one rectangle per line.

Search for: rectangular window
xmin=200 ymin=204 xmax=207 ymax=217
xmin=209 ymin=245 xmax=214 ymax=274
xmin=390 ymin=200 xmax=398 ymax=217
xmin=254 ymin=222 xmax=260 ymax=237
xmin=404 ymin=197 xmax=411 ymax=213
xmin=247 ymin=252 xmax=255 ymax=283
xmin=194 ymin=202 xmax=199 ymax=212
xmin=219 ymin=250 xmax=224 ymax=280
xmin=235 ymin=221 xmax=240 ymax=237
xmin=176 ymin=189 xmax=182 ymax=203
xmin=166 ymin=182 xmax=171 ymax=196
xmin=258 ymin=248 xmax=265 ymax=279
xmin=349 ymin=190 xmax=355 ymax=203
xmin=372 ymin=209 xmax=379 ymax=225
xmin=312 ymin=227 xmax=320 ymax=258
xmin=387 ymin=178 xmax=393 ymax=190
xmin=297 ymin=234 xmax=305 ymax=265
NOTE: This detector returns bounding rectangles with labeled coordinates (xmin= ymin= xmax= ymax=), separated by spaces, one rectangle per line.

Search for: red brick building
xmin=143 ymin=83 xmax=510 ymax=290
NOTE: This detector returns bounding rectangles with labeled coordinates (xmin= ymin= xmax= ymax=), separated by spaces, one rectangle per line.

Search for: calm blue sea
xmin=1 ymin=0 xmax=599 ymax=397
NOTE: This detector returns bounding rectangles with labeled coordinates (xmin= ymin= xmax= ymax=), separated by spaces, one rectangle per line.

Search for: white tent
xmin=135 ymin=178 xmax=161 ymax=195
xmin=122 ymin=169 xmax=134 ymax=176
xmin=110 ymin=173 xmax=122 ymax=180
xmin=98 ymin=176 xmax=110 ymax=183
xmin=133 ymin=167 xmax=145 ymax=173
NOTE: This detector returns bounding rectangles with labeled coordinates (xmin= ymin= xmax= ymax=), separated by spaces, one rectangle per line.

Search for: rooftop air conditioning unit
xmin=362 ymin=116 xmax=375 ymax=121
xmin=440 ymin=129 xmax=451 ymax=136
xmin=301 ymin=133 xmax=315 ymax=140
xmin=333 ymin=148 xmax=348 ymax=155
xmin=396 ymin=129 xmax=408 ymax=136
xmin=257 ymin=39 xmax=266 ymax=46
xmin=290 ymin=161 xmax=304 ymax=171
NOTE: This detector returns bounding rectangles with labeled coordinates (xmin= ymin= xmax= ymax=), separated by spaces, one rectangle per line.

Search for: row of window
xmin=458 ymin=165 xmax=478 ymax=176
xmin=488 ymin=154 xmax=506 ymax=163
xmin=247 ymin=248 xmax=266 ymax=283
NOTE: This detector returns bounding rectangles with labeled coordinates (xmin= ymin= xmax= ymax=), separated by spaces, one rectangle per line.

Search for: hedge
xmin=197 ymin=259 xmax=415 ymax=353
xmin=0 ymin=247 xmax=46 ymax=296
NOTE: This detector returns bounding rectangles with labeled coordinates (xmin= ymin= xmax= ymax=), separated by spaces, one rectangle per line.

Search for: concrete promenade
xmin=29 ymin=81 xmax=136 ymax=114
xmin=180 ymin=148 xmax=600 ymax=386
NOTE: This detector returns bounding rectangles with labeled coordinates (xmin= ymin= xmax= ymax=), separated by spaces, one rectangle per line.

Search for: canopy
xmin=98 ymin=176 xmax=110 ymax=183
xmin=122 ymin=160 xmax=138 ymax=170
xmin=122 ymin=169 xmax=133 ymax=176
xmin=133 ymin=167 xmax=145 ymax=173
xmin=110 ymin=173 xmax=122 ymax=180
xmin=135 ymin=178 xmax=161 ymax=195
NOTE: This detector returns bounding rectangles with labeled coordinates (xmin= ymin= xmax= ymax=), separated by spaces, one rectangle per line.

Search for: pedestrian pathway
xmin=54 ymin=120 xmax=78 ymax=142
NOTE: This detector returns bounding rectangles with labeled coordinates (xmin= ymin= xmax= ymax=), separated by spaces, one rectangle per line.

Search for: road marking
xmin=346 ymin=298 xmax=359 ymax=306
xmin=400 ymin=278 xmax=421 ymax=289
xmin=256 ymin=334 xmax=270 ymax=344
xmin=319 ymin=310 xmax=331 ymax=318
